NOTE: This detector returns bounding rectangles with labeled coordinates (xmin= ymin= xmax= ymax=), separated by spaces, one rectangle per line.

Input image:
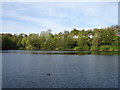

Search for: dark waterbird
xmin=47 ymin=74 xmax=50 ymax=75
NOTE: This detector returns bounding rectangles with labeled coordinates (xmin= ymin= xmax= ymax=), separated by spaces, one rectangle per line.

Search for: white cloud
xmin=2 ymin=2 xmax=118 ymax=34
xmin=2 ymin=10 xmax=69 ymax=34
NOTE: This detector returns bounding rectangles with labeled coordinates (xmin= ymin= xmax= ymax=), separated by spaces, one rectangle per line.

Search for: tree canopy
xmin=1 ymin=25 xmax=120 ymax=51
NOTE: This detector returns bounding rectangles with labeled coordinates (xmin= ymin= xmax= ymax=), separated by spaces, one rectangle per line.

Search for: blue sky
xmin=2 ymin=2 xmax=118 ymax=34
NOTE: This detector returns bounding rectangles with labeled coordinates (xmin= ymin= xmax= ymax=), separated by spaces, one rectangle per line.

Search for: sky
xmin=1 ymin=2 xmax=118 ymax=34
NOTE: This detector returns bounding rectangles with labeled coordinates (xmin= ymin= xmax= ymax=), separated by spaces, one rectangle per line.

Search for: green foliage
xmin=92 ymin=30 xmax=101 ymax=47
xmin=101 ymin=29 xmax=115 ymax=45
xmin=65 ymin=34 xmax=76 ymax=49
xmin=21 ymin=37 xmax=29 ymax=49
xmin=1 ymin=25 xmax=120 ymax=51
xmin=112 ymin=42 xmax=118 ymax=46
xmin=83 ymin=45 xmax=90 ymax=51
xmin=99 ymin=45 xmax=110 ymax=51
xmin=2 ymin=34 xmax=18 ymax=50
xmin=78 ymin=32 xmax=86 ymax=49
xmin=91 ymin=46 xmax=99 ymax=51
xmin=73 ymin=45 xmax=90 ymax=51
xmin=109 ymin=46 xmax=119 ymax=51
xmin=71 ymin=28 xmax=79 ymax=35
xmin=73 ymin=46 xmax=81 ymax=51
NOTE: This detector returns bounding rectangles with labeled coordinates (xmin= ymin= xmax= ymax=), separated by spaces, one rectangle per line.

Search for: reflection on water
xmin=0 ymin=53 xmax=2 ymax=90
xmin=1 ymin=50 xmax=119 ymax=55
xmin=2 ymin=50 xmax=118 ymax=88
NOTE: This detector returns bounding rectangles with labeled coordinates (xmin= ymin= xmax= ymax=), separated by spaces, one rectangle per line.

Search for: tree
xmin=101 ymin=29 xmax=115 ymax=45
xmin=2 ymin=34 xmax=17 ymax=50
xmin=21 ymin=37 xmax=29 ymax=49
xmin=92 ymin=29 xmax=101 ymax=47
xmin=77 ymin=32 xmax=87 ymax=50
xmin=1 ymin=25 xmax=119 ymax=51
xmin=71 ymin=28 xmax=79 ymax=35
xmin=65 ymin=34 xmax=76 ymax=49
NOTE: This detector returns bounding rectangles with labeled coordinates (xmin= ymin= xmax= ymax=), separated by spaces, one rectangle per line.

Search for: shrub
xmin=112 ymin=42 xmax=118 ymax=46
xmin=83 ymin=45 xmax=90 ymax=51
xmin=54 ymin=47 xmax=61 ymax=51
xmin=109 ymin=46 xmax=119 ymax=51
xmin=91 ymin=46 xmax=99 ymax=51
xmin=99 ymin=45 xmax=110 ymax=51
xmin=73 ymin=46 xmax=82 ymax=51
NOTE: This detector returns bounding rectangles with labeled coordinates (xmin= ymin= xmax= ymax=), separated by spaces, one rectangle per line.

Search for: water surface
xmin=2 ymin=50 xmax=118 ymax=88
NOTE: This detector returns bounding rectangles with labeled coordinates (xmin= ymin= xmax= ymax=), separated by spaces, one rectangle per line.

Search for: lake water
xmin=2 ymin=50 xmax=118 ymax=88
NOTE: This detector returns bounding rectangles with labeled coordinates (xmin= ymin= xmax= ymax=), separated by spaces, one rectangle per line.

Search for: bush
xmin=73 ymin=46 xmax=82 ymax=51
xmin=99 ymin=45 xmax=110 ymax=51
xmin=54 ymin=47 xmax=61 ymax=50
xmin=91 ymin=46 xmax=99 ymax=51
xmin=73 ymin=46 xmax=90 ymax=51
xmin=109 ymin=46 xmax=119 ymax=51
xmin=112 ymin=42 xmax=118 ymax=46
xmin=83 ymin=45 xmax=90 ymax=51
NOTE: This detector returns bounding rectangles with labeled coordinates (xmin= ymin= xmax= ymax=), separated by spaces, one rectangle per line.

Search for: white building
xmin=73 ymin=35 xmax=78 ymax=39
xmin=88 ymin=34 xmax=94 ymax=38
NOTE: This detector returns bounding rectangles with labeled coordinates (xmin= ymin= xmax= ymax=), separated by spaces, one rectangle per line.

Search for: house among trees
xmin=1 ymin=25 xmax=120 ymax=51
xmin=73 ymin=35 xmax=78 ymax=39
xmin=117 ymin=32 xmax=120 ymax=36
xmin=73 ymin=34 xmax=94 ymax=39
xmin=88 ymin=34 xmax=94 ymax=38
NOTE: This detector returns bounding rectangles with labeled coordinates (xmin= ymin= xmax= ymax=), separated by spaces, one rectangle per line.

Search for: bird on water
xmin=47 ymin=74 xmax=50 ymax=75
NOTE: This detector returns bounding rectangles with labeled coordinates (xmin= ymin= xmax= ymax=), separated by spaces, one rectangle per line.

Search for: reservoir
xmin=2 ymin=50 xmax=118 ymax=88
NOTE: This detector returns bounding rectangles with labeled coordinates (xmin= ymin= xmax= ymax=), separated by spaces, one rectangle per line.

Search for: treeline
xmin=1 ymin=25 xmax=120 ymax=51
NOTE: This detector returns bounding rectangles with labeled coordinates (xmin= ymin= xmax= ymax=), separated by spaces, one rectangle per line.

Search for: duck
xmin=47 ymin=74 xmax=50 ymax=75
